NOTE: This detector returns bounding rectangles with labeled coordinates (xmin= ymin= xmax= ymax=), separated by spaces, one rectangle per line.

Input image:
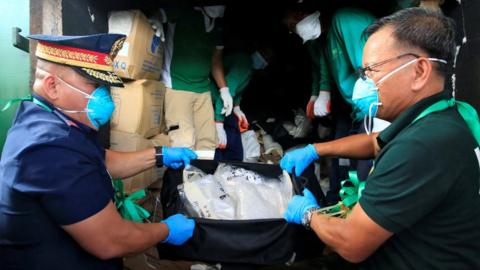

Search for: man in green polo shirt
xmin=162 ymin=5 xmax=230 ymax=151
xmin=278 ymin=8 xmax=480 ymax=269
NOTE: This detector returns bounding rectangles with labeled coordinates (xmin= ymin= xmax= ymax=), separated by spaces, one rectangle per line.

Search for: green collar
xmin=377 ymin=91 xmax=450 ymax=148
xmin=32 ymin=97 xmax=53 ymax=112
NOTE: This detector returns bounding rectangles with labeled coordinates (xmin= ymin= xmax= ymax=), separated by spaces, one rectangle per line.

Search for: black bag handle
xmin=291 ymin=168 xmax=310 ymax=195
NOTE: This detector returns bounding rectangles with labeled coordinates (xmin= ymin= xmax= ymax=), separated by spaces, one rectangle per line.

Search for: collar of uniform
xmin=31 ymin=93 xmax=95 ymax=134
xmin=31 ymin=93 xmax=54 ymax=111
xmin=377 ymin=90 xmax=451 ymax=148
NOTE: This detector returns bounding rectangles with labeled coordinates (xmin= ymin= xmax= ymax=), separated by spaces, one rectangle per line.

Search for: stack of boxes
xmin=109 ymin=10 xmax=169 ymax=194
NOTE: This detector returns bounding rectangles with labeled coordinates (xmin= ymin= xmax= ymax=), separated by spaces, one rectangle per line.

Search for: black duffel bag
xmin=157 ymin=159 xmax=325 ymax=266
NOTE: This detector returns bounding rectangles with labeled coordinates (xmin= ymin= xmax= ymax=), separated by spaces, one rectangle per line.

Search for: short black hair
xmin=364 ymin=8 xmax=456 ymax=77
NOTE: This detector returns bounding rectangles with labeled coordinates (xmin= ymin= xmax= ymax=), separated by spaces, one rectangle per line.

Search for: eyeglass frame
xmin=357 ymin=53 xmax=420 ymax=80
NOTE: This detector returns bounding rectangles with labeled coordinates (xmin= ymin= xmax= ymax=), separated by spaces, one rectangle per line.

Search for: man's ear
xmin=411 ymin=58 xmax=432 ymax=92
xmin=42 ymin=74 xmax=60 ymax=100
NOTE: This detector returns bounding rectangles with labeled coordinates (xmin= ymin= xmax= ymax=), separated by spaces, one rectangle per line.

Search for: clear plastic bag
xmin=241 ymin=130 xmax=261 ymax=162
xmin=179 ymin=164 xmax=293 ymax=220
xmin=214 ymin=164 xmax=292 ymax=219
xmin=179 ymin=166 xmax=236 ymax=219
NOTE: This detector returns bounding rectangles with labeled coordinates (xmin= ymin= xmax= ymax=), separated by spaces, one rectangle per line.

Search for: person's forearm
xmin=310 ymin=212 xmax=373 ymax=263
xmin=310 ymin=213 xmax=352 ymax=258
xmin=309 ymin=203 xmax=391 ymax=263
xmin=110 ymin=220 xmax=169 ymax=257
xmin=313 ymin=133 xmax=379 ymax=159
xmin=105 ymin=149 xmax=156 ymax=179
xmin=211 ymin=49 xmax=227 ymax=88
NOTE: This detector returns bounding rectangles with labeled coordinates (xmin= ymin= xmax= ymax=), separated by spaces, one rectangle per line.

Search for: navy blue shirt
xmin=0 ymin=94 xmax=121 ymax=270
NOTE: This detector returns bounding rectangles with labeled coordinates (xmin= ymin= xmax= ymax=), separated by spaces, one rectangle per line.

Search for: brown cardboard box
xmin=110 ymin=131 xmax=156 ymax=194
xmin=150 ymin=132 xmax=170 ymax=147
xmin=110 ymin=131 xmax=169 ymax=194
xmin=110 ymin=130 xmax=152 ymax=151
xmin=109 ymin=10 xmax=163 ymax=80
xmin=111 ymin=80 xmax=165 ymax=138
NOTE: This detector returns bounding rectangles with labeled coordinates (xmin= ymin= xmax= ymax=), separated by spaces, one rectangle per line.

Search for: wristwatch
xmin=301 ymin=207 xmax=320 ymax=230
xmin=155 ymin=146 xmax=163 ymax=167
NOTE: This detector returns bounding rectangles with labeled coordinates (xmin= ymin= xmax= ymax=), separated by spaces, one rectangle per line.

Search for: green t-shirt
xmin=210 ymin=52 xmax=253 ymax=122
xmin=324 ymin=7 xmax=376 ymax=120
xmin=306 ymin=38 xmax=333 ymax=96
xmin=359 ymin=92 xmax=480 ymax=270
xmin=162 ymin=7 xmax=223 ymax=93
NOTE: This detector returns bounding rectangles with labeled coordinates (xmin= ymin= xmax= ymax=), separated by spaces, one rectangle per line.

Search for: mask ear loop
xmin=57 ymin=108 xmax=93 ymax=114
xmin=365 ymin=101 xmax=383 ymax=135
xmin=365 ymin=103 xmax=375 ymax=135
xmin=377 ymin=58 xmax=419 ymax=85
xmin=37 ymin=66 xmax=96 ymax=100
xmin=55 ymin=76 xmax=96 ymax=100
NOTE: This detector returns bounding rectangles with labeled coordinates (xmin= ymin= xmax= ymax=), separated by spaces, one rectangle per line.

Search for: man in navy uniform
xmin=0 ymin=34 xmax=197 ymax=270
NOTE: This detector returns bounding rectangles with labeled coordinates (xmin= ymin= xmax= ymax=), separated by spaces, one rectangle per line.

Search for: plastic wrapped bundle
xmin=179 ymin=166 xmax=236 ymax=219
xmin=179 ymin=163 xmax=292 ymax=220
xmin=214 ymin=163 xmax=292 ymax=219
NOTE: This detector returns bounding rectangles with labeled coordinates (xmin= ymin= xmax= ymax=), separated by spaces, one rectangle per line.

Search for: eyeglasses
xmin=357 ymin=53 xmax=420 ymax=80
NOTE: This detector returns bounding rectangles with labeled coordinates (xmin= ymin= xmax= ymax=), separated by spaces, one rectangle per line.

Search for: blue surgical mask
xmin=352 ymin=77 xmax=380 ymax=118
xmin=251 ymin=51 xmax=268 ymax=70
xmin=55 ymin=76 xmax=115 ymax=129
xmin=352 ymin=57 xmax=447 ymax=133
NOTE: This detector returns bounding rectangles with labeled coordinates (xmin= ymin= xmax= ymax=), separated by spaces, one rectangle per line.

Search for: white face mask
xmin=295 ymin=11 xmax=321 ymax=43
xmin=196 ymin=5 xmax=226 ymax=33
xmin=203 ymin=5 xmax=226 ymax=18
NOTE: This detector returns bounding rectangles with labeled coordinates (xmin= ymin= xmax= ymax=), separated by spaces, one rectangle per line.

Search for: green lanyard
xmin=412 ymin=98 xmax=480 ymax=146
xmin=0 ymin=95 xmax=53 ymax=113
xmin=0 ymin=96 xmax=32 ymax=112
xmin=32 ymin=97 xmax=53 ymax=112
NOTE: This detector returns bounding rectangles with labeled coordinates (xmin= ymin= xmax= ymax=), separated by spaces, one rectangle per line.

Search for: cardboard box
xmin=111 ymin=80 xmax=165 ymax=138
xmin=110 ymin=130 xmax=152 ymax=151
xmin=109 ymin=10 xmax=163 ymax=80
xmin=110 ymin=131 xmax=156 ymax=194
xmin=110 ymin=131 xmax=169 ymax=194
xmin=150 ymin=132 xmax=170 ymax=147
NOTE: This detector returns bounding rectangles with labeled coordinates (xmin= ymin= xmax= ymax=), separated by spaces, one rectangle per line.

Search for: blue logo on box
xmin=151 ymin=35 xmax=160 ymax=54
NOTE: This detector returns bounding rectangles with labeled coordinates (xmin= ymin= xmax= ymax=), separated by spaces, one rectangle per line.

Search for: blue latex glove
xmin=280 ymin=144 xmax=319 ymax=176
xmin=163 ymin=147 xmax=198 ymax=169
xmin=161 ymin=214 xmax=195 ymax=245
xmin=284 ymin=188 xmax=320 ymax=225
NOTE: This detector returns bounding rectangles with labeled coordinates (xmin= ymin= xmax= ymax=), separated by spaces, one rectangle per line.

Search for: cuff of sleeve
xmin=155 ymin=146 xmax=164 ymax=167
xmin=359 ymin=199 xmax=402 ymax=234
xmin=215 ymin=115 xmax=225 ymax=122
xmin=319 ymin=82 xmax=333 ymax=91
